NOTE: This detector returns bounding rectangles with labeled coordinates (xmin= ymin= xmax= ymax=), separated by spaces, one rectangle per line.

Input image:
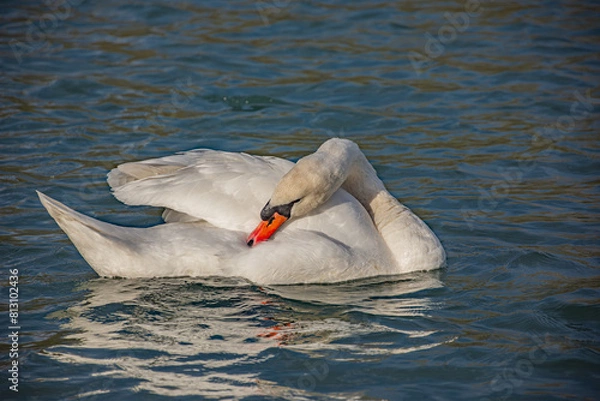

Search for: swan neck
xmin=343 ymin=151 xmax=390 ymax=216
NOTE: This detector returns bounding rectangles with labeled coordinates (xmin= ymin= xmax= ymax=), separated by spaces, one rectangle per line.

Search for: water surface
xmin=1 ymin=0 xmax=599 ymax=400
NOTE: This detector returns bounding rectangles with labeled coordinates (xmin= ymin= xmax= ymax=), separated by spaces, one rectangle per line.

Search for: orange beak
xmin=246 ymin=212 xmax=288 ymax=247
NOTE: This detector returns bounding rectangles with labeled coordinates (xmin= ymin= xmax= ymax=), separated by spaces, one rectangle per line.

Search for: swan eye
xmin=280 ymin=198 xmax=302 ymax=218
xmin=260 ymin=198 xmax=302 ymax=221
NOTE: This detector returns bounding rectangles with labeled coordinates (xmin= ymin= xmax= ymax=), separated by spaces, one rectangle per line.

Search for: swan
xmin=38 ymin=138 xmax=445 ymax=284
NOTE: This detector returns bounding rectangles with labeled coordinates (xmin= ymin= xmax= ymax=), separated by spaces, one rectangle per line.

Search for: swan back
xmin=277 ymin=138 xmax=446 ymax=272
xmin=251 ymin=137 xmax=445 ymax=273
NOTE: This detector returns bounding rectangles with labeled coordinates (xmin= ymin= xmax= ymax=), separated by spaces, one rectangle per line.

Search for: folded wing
xmin=107 ymin=150 xmax=294 ymax=231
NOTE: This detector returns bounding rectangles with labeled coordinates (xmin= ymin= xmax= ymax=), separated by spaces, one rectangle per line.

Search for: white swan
xmin=38 ymin=138 xmax=445 ymax=284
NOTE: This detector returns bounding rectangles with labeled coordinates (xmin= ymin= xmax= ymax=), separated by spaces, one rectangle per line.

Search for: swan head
xmin=247 ymin=138 xmax=358 ymax=247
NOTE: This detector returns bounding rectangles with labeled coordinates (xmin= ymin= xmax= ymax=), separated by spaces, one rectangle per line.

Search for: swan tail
xmin=37 ymin=191 xmax=140 ymax=277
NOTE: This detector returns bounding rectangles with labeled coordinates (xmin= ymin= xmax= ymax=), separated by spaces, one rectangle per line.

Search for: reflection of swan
xmin=43 ymin=274 xmax=453 ymax=398
xmin=38 ymin=138 xmax=445 ymax=284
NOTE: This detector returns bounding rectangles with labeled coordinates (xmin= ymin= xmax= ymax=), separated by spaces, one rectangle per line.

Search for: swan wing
xmin=107 ymin=150 xmax=293 ymax=231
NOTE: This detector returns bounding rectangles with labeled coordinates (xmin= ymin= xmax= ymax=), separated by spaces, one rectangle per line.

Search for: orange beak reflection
xmin=246 ymin=212 xmax=288 ymax=247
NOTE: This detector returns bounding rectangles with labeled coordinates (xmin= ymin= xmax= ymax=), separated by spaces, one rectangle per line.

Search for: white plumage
xmin=38 ymin=138 xmax=445 ymax=284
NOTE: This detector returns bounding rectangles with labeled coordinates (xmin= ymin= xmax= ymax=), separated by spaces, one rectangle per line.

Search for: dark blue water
xmin=1 ymin=0 xmax=599 ymax=399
